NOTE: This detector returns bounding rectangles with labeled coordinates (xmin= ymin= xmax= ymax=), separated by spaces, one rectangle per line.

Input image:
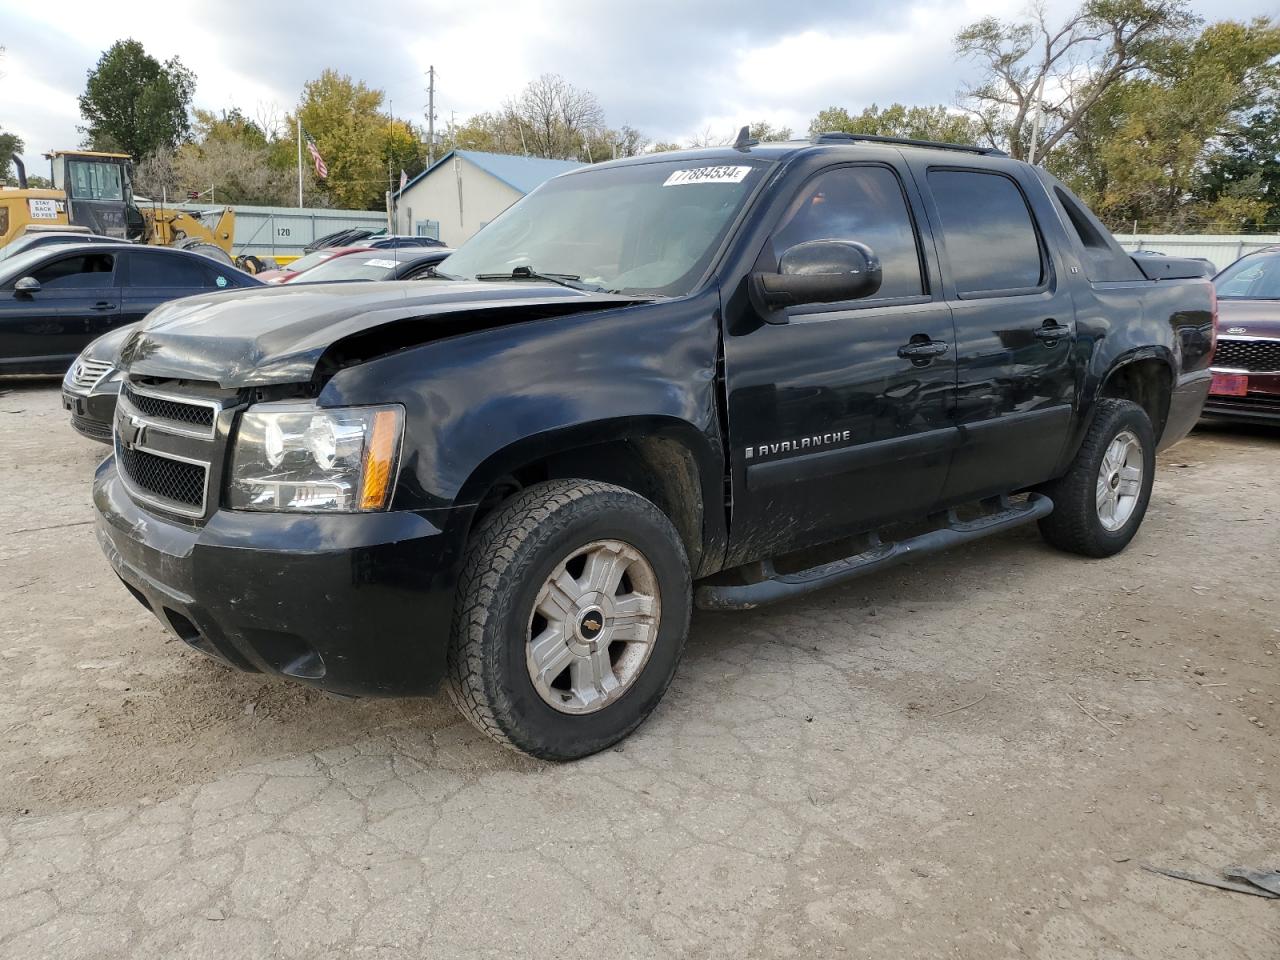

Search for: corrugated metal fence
xmin=184 ymin=203 xmax=387 ymax=258
xmin=1116 ymin=234 xmax=1279 ymax=273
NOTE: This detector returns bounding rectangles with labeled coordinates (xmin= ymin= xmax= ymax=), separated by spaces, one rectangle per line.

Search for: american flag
xmin=304 ymin=128 xmax=328 ymax=179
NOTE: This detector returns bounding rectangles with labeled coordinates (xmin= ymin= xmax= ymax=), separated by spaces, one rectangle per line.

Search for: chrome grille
xmin=115 ymin=440 xmax=207 ymax=511
xmin=114 ymin=381 xmax=229 ymax=520
xmin=1213 ymin=337 xmax=1280 ymax=373
xmin=121 ymin=384 xmax=216 ymax=432
xmin=69 ymin=358 xmax=113 ymax=390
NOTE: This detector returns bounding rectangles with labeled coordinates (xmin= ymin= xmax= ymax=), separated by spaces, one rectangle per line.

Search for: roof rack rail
xmin=810 ymin=131 xmax=1007 ymax=157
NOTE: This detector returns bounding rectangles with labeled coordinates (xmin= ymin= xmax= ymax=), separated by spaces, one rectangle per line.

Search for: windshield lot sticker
xmin=363 ymin=259 xmax=398 ymax=268
xmin=215 ymin=275 xmax=228 ymax=287
xmin=663 ymin=166 xmax=752 ymax=187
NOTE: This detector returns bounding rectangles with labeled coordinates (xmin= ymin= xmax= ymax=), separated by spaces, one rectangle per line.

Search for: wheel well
xmin=1099 ymin=359 xmax=1172 ymax=439
xmin=470 ymin=436 xmax=706 ymax=573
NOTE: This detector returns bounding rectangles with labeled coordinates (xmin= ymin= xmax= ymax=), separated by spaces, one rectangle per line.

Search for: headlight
xmin=228 ymin=402 xmax=404 ymax=512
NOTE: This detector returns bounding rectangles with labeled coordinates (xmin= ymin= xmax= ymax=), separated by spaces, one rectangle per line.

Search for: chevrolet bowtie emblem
xmin=119 ymin=415 xmax=146 ymax=448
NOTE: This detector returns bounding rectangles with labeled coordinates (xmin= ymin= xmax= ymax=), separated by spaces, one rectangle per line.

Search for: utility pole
xmin=296 ymin=115 xmax=303 ymax=207
xmin=430 ymin=66 xmax=440 ymax=165
xmin=388 ymin=101 xmax=396 ymax=232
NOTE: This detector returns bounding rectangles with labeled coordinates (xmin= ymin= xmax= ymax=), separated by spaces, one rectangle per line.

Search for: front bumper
xmin=93 ymin=457 xmax=467 ymax=697
xmin=1202 ymin=371 xmax=1280 ymax=423
xmin=63 ymin=385 xmax=120 ymax=444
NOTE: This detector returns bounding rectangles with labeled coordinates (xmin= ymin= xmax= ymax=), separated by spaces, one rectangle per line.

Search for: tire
xmin=447 ymin=479 xmax=691 ymax=760
xmin=1038 ymin=398 xmax=1155 ymax=557
xmin=174 ymin=239 xmax=235 ymax=267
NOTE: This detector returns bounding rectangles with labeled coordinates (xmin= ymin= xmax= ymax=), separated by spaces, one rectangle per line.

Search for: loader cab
xmin=47 ymin=151 xmax=142 ymax=241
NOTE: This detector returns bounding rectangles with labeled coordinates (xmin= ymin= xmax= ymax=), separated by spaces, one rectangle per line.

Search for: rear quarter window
xmin=1046 ymin=179 xmax=1143 ymax=282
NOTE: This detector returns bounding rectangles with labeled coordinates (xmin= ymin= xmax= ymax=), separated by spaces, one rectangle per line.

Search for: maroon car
xmin=1206 ymin=248 xmax=1280 ymax=422
xmin=255 ymin=246 xmax=370 ymax=284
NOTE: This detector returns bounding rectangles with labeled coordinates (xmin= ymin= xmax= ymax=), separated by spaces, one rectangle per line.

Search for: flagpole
xmin=296 ymin=116 xmax=303 ymax=207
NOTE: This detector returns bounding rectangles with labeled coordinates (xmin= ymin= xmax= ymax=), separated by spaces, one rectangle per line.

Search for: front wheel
xmin=1038 ymin=398 xmax=1156 ymax=557
xmin=447 ymin=480 xmax=691 ymax=760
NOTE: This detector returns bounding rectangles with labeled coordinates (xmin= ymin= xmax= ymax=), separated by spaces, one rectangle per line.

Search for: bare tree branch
xmin=955 ymin=0 xmax=1199 ymax=161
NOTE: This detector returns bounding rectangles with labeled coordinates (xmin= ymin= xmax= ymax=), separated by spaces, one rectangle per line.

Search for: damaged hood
xmin=119 ymin=280 xmax=645 ymax=387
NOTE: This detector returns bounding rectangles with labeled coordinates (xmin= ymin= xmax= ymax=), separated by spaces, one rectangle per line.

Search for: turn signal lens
xmin=359 ymin=409 xmax=402 ymax=510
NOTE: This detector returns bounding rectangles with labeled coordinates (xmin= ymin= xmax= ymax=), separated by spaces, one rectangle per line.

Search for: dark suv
xmin=92 ymin=134 xmax=1214 ymax=759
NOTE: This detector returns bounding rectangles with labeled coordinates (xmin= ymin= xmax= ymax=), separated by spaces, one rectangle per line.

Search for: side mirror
xmin=14 ymin=276 xmax=40 ymax=296
xmin=749 ymin=240 xmax=882 ymax=322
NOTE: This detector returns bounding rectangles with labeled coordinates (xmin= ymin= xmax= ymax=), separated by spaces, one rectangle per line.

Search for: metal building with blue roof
xmin=392 ymin=150 xmax=585 ymax=247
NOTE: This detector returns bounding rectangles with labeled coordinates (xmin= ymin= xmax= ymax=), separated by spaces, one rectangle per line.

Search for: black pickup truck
xmin=93 ymin=134 xmax=1214 ymax=759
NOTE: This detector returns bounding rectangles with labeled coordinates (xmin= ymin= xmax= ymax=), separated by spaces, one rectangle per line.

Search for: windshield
xmin=286 ymin=248 xmax=343 ymax=273
xmin=67 ymin=160 xmax=125 ymax=201
xmin=438 ymin=158 xmax=770 ymax=296
xmin=0 ymin=235 xmax=58 ymax=261
xmin=1215 ymin=253 xmax=1280 ymax=299
xmin=288 ymin=253 xmax=401 ymax=284
xmin=0 ymin=247 xmax=58 ymax=284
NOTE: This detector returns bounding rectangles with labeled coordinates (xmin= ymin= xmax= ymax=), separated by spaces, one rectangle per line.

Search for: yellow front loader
xmin=1 ymin=150 xmax=236 ymax=264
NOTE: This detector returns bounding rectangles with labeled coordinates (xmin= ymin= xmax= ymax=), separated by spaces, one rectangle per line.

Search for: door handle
xmin=1033 ymin=321 xmax=1071 ymax=342
xmin=91 ymin=301 xmax=116 ymax=312
xmin=897 ymin=339 xmax=949 ymax=361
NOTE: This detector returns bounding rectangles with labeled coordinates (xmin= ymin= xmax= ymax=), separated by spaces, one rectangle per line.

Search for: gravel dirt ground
xmin=0 ymin=381 xmax=1277 ymax=959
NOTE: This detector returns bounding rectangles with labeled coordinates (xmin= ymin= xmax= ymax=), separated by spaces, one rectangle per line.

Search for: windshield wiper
xmin=474 ymin=266 xmax=604 ymax=292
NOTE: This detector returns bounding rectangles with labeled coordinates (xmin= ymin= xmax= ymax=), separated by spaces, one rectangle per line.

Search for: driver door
xmin=0 ymin=250 xmax=120 ymax=371
xmin=722 ymin=163 xmax=959 ymax=564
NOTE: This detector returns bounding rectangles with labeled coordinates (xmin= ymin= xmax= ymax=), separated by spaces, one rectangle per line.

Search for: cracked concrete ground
xmin=1 ymin=382 xmax=1277 ymax=959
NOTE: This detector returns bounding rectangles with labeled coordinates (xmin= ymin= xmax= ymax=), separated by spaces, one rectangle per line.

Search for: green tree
xmin=955 ymin=0 xmax=1197 ymax=160
xmin=1050 ymin=16 xmax=1280 ymax=231
xmin=809 ymin=103 xmax=983 ymax=143
xmin=191 ymin=108 xmax=268 ymax=149
xmin=0 ymin=129 xmax=22 ymax=183
xmin=1199 ymin=92 xmax=1280 ymax=226
xmin=276 ymin=70 xmax=431 ymax=209
xmin=442 ymin=111 xmax=522 ymax=154
xmin=78 ymin=39 xmax=195 ymax=158
xmin=748 ymin=121 xmax=793 ymax=142
xmin=382 ymin=118 xmax=428 ymax=185
xmin=288 ymin=70 xmax=392 ymax=209
xmin=583 ymin=124 xmax=649 ymax=162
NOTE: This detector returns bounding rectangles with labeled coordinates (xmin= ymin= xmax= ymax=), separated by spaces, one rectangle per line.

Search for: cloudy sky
xmin=2 ymin=0 xmax=1274 ymax=174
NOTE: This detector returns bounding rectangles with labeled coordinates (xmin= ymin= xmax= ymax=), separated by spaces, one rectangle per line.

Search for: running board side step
xmin=695 ymin=493 xmax=1054 ymax=611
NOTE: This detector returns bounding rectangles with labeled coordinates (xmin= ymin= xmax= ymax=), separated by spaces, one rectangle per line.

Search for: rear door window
xmin=129 ymin=252 xmax=216 ymax=288
xmin=32 ymin=253 xmax=116 ymax=289
xmin=927 ymin=169 xmax=1045 ymax=296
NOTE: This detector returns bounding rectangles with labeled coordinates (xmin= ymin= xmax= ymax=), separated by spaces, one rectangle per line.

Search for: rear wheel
xmin=173 ymin=238 xmax=234 ymax=267
xmin=1038 ymin=398 xmax=1155 ymax=557
xmin=447 ymin=480 xmax=691 ymax=760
